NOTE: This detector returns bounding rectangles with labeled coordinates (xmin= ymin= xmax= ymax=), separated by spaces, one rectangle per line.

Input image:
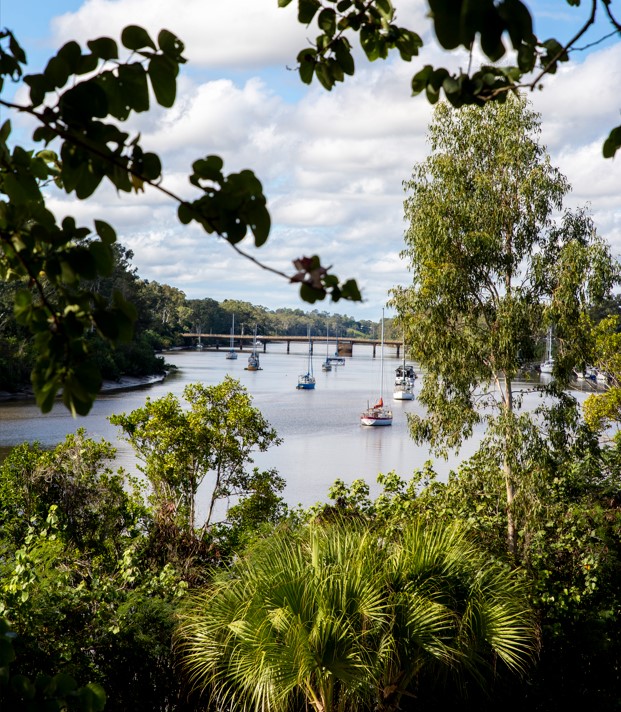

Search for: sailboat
xmin=328 ymin=330 xmax=346 ymax=366
xmin=225 ymin=314 xmax=237 ymax=360
xmin=245 ymin=325 xmax=261 ymax=371
xmin=361 ymin=310 xmax=393 ymax=426
xmin=322 ymin=326 xmax=332 ymax=372
xmin=393 ymin=338 xmax=414 ymax=401
xmin=296 ymin=327 xmax=316 ymax=389
xmin=195 ymin=324 xmax=204 ymax=351
xmin=540 ymin=327 xmax=554 ymax=374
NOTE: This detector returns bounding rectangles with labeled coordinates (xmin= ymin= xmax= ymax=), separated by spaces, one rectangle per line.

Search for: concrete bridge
xmin=182 ymin=333 xmax=403 ymax=358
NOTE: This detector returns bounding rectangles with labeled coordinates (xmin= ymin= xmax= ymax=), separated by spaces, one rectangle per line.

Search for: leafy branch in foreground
xmin=1 ymin=618 xmax=106 ymax=711
xmin=0 ymin=25 xmax=361 ymax=414
xmin=281 ymin=0 xmax=621 ymax=158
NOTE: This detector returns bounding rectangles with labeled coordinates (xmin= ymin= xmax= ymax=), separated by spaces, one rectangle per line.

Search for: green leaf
xmin=298 ymin=0 xmax=321 ymax=24
xmin=43 ymin=55 xmax=71 ymax=89
xmin=60 ymin=81 xmax=109 ymax=122
xmin=121 ymin=25 xmax=156 ymax=51
xmin=318 ymin=8 xmax=336 ymax=36
xmin=333 ymin=38 xmax=354 ymax=75
xmin=297 ymin=48 xmax=316 ymax=84
xmin=443 ymin=76 xmax=460 ymax=94
xmin=375 ymin=0 xmax=393 ymax=19
xmin=300 ymin=282 xmax=324 ymax=303
xmin=396 ymin=29 xmax=423 ymax=61
xmin=193 ymin=155 xmax=224 ymax=181
xmin=248 ymin=205 xmax=271 ymax=247
xmin=83 ymin=683 xmax=107 ymax=711
xmin=411 ymin=65 xmax=434 ymax=95
xmin=56 ymin=41 xmax=82 ymax=72
xmin=148 ymin=54 xmax=177 ymax=107
xmin=140 ymin=152 xmax=162 ymax=181
xmin=430 ymin=0 xmax=461 ymax=49
xmin=157 ymin=29 xmax=185 ymax=59
xmin=360 ymin=25 xmax=379 ymax=60
xmin=23 ymin=74 xmax=48 ymax=107
xmin=118 ymin=63 xmax=149 ymax=112
xmin=87 ymin=37 xmax=118 ymax=60
xmin=602 ymin=125 xmax=621 ymax=159
xmin=178 ymin=202 xmax=194 ymax=225
xmin=340 ymin=279 xmax=362 ymax=301
xmin=53 ymin=672 xmax=78 ymax=696
xmin=315 ymin=61 xmax=334 ymax=90
xmin=76 ymin=53 xmax=98 ymax=76
xmin=94 ymin=219 xmax=117 ymax=245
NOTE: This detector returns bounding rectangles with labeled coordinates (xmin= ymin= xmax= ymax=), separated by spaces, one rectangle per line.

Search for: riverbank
xmin=0 ymin=372 xmax=169 ymax=403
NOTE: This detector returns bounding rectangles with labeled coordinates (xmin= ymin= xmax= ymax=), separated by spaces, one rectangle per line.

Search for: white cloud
xmin=51 ymin=0 xmax=309 ymax=68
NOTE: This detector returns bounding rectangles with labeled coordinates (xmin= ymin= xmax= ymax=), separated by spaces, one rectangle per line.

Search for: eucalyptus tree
xmin=176 ymin=517 xmax=537 ymax=712
xmin=389 ymin=96 xmax=618 ymax=557
xmin=110 ymin=377 xmax=281 ymax=531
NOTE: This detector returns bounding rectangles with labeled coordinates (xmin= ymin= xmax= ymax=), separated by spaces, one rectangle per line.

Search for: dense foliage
xmin=0 ymin=382 xmax=286 ymax=712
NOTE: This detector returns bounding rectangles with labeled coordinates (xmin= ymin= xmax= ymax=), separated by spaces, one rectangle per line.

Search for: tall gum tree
xmin=389 ymin=96 xmax=618 ymax=558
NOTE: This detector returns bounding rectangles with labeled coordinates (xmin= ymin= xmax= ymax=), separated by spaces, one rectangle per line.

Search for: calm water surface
xmin=0 ymin=345 xmax=600 ymax=509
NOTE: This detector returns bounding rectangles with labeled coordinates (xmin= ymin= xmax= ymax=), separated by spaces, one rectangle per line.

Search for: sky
xmin=3 ymin=0 xmax=621 ymax=320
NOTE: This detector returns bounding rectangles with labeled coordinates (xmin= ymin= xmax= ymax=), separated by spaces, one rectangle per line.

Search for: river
xmin=0 ymin=345 xmax=602 ymax=510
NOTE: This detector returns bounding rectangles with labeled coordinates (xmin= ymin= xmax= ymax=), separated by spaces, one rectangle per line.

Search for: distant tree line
xmin=0 ymin=245 xmax=389 ymax=396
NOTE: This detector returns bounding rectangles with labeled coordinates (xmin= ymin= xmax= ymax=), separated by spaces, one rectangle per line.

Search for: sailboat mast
xmin=380 ymin=309 xmax=385 ymax=398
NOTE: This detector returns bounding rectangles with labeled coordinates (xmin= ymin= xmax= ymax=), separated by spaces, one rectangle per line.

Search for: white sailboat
xmin=322 ymin=326 xmax=332 ymax=372
xmin=393 ymin=339 xmax=414 ymax=401
xmin=245 ymin=325 xmax=261 ymax=371
xmin=540 ymin=327 xmax=554 ymax=374
xmin=361 ymin=310 xmax=393 ymax=426
xmin=328 ymin=330 xmax=346 ymax=366
xmin=195 ymin=324 xmax=204 ymax=351
xmin=225 ymin=314 xmax=237 ymax=360
xmin=297 ymin=326 xmax=316 ymax=389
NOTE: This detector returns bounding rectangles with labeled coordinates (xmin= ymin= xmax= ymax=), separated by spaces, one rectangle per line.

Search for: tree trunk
xmin=503 ymin=375 xmax=517 ymax=558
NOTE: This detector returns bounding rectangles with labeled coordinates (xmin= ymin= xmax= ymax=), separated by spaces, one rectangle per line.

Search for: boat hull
xmin=361 ymin=407 xmax=393 ymax=426
xmin=361 ymin=414 xmax=393 ymax=426
xmin=297 ymin=373 xmax=316 ymax=389
xmin=328 ymin=357 xmax=346 ymax=366
xmin=540 ymin=360 xmax=554 ymax=374
xmin=393 ymin=389 xmax=413 ymax=400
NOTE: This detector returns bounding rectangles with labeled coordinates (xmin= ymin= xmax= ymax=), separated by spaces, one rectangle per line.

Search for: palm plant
xmin=176 ymin=518 xmax=537 ymax=711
